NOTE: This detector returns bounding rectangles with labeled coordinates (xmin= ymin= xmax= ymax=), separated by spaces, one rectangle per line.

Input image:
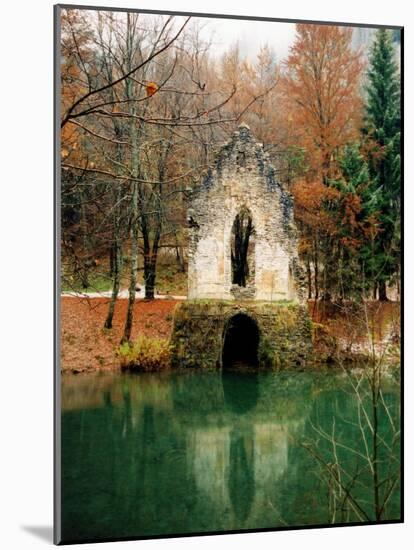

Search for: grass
xmin=153 ymin=264 xmax=187 ymax=295
xmin=61 ymin=258 xmax=188 ymax=295
xmin=61 ymin=271 xmax=113 ymax=293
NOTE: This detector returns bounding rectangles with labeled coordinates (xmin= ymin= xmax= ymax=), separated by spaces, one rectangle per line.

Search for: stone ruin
xmin=171 ymin=124 xmax=312 ymax=370
xmin=187 ymin=123 xmax=306 ymax=302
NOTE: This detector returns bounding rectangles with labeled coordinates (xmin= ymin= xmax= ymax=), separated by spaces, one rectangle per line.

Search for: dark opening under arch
xmin=222 ymin=313 xmax=259 ymax=368
xmin=231 ymin=207 xmax=254 ymax=287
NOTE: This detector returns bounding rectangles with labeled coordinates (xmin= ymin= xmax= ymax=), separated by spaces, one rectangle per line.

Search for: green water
xmin=61 ymin=370 xmax=401 ymax=542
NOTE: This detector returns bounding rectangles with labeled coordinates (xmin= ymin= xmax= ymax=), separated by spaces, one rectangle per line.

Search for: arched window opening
xmin=231 ymin=207 xmax=255 ymax=287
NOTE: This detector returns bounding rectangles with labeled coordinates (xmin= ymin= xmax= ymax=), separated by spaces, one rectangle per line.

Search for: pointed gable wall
xmin=187 ymin=124 xmax=305 ymax=302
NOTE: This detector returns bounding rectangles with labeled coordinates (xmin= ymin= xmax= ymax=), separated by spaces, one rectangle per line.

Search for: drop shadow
xmin=21 ymin=525 xmax=53 ymax=543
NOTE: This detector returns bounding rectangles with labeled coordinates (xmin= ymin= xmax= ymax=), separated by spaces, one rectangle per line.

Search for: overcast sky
xmin=197 ymin=17 xmax=297 ymax=62
xmin=80 ymin=10 xmax=391 ymax=65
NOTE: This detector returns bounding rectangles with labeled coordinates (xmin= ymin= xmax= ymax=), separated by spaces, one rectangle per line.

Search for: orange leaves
xmin=61 ymin=10 xmax=92 ymax=113
xmin=293 ymin=180 xmax=339 ymax=217
xmin=61 ymin=297 xmax=179 ymax=373
xmin=61 ymin=122 xmax=82 ymax=162
xmin=282 ymin=24 xmax=364 ymax=180
xmin=217 ymin=44 xmax=280 ymax=145
xmin=292 ymin=179 xmax=340 ymax=245
xmin=339 ymin=236 xmax=361 ymax=249
xmin=342 ymin=192 xmax=362 ymax=230
xmin=292 ymin=179 xmax=372 ymax=254
xmin=339 ymin=193 xmax=364 ymax=250
xmin=146 ymin=81 xmax=158 ymax=97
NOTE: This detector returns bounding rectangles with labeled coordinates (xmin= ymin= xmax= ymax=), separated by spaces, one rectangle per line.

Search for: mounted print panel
xmin=55 ymin=3 xmax=403 ymax=544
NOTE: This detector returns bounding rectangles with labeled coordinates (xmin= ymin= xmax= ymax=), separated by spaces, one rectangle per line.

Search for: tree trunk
xmin=109 ymin=244 xmax=115 ymax=278
xmin=378 ymin=280 xmax=388 ymax=301
xmin=80 ymin=187 xmax=90 ymax=289
xmin=144 ymin=258 xmax=157 ymax=299
xmin=306 ymin=256 xmax=312 ymax=300
xmin=313 ymin=241 xmax=319 ymax=300
xmin=144 ymin=228 xmax=161 ymax=300
xmin=175 ymin=232 xmax=185 ymax=273
xmin=121 ymin=37 xmax=140 ymax=343
xmin=105 ymin=133 xmax=125 ymax=328
xmin=176 ymin=246 xmax=185 ymax=272
xmin=104 ymin=238 xmax=122 ymax=329
xmin=121 ymin=182 xmax=139 ymax=343
xmin=396 ymin=272 xmax=400 ymax=300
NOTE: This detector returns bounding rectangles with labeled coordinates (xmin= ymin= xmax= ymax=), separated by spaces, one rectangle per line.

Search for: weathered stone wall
xmin=170 ymin=301 xmax=313 ymax=370
xmin=187 ymin=123 xmax=306 ymax=302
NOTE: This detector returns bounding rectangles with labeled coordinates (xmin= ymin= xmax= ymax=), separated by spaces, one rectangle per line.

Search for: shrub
xmin=118 ymin=335 xmax=171 ymax=372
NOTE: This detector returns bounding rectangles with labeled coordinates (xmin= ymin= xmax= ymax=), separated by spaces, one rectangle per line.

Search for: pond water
xmin=60 ymin=369 xmax=401 ymax=543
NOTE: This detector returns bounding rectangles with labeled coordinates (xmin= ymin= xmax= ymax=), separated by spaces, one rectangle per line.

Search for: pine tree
xmin=327 ymin=143 xmax=379 ymax=299
xmin=364 ymin=29 xmax=401 ymax=301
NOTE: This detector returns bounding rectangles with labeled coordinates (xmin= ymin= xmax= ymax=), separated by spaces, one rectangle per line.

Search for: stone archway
xmin=222 ymin=313 xmax=260 ymax=368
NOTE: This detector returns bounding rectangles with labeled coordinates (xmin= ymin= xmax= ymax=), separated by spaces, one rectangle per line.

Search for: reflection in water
xmin=222 ymin=371 xmax=258 ymax=521
xmin=222 ymin=371 xmax=259 ymax=413
xmin=229 ymin=428 xmax=255 ymax=522
xmin=188 ymin=427 xmax=231 ymax=508
xmin=61 ymin=370 xmax=400 ymax=543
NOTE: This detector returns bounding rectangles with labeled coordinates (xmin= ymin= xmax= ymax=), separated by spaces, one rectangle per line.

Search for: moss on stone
xmin=170 ymin=300 xmax=313 ymax=370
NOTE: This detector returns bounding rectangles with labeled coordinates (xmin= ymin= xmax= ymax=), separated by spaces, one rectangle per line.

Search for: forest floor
xmin=61 ymin=297 xmax=182 ymax=374
xmin=61 ymin=296 xmax=400 ymax=374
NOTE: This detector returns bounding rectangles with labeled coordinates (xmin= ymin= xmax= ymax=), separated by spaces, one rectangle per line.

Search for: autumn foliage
xmin=145 ymin=81 xmax=159 ymax=97
xmin=282 ymin=25 xmax=392 ymax=300
xmin=59 ymin=9 xmax=400 ymax=314
xmin=282 ymin=24 xmax=364 ymax=181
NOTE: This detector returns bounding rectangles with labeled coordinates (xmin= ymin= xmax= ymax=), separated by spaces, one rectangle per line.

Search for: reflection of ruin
xmin=64 ymin=370 xmax=400 ymax=540
xmin=188 ymin=427 xmax=232 ymax=508
xmin=184 ymin=372 xmax=308 ymax=529
xmin=186 ymin=419 xmax=301 ymax=528
xmin=229 ymin=427 xmax=255 ymax=522
xmin=61 ymin=371 xmax=319 ymax=537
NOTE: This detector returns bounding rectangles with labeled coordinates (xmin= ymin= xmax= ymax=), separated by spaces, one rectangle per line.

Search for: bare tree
xmin=303 ymin=303 xmax=400 ymax=523
xmin=60 ymin=9 xmax=284 ymax=344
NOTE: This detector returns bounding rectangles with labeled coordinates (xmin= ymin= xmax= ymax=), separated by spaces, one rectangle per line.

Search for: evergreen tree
xmin=328 ymin=143 xmax=379 ymax=299
xmin=364 ymin=29 xmax=401 ymax=300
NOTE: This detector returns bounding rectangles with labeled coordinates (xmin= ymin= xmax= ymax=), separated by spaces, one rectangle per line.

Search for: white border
xmin=1 ymin=1 xmax=411 ymax=548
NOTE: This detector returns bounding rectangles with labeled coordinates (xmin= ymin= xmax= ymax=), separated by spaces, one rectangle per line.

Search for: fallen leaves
xmin=60 ymin=297 xmax=181 ymax=373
